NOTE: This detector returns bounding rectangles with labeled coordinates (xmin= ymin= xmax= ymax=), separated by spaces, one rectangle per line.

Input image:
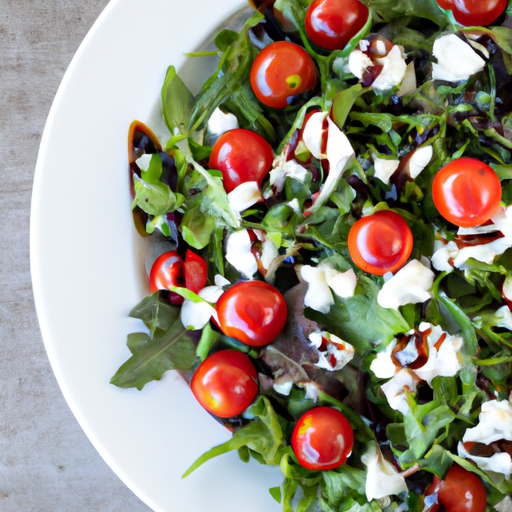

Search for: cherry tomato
xmin=347 ymin=210 xmax=414 ymax=275
xmin=190 ymin=350 xmax=259 ymax=418
xmin=305 ymin=0 xmax=369 ymax=51
xmin=216 ymin=281 xmax=287 ymax=347
xmin=291 ymin=407 xmax=354 ymax=470
xmin=149 ymin=251 xmax=184 ymax=304
xmin=209 ymin=129 xmax=274 ymax=193
xmin=425 ymin=463 xmax=487 ymax=512
xmin=436 ymin=0 xmax=506 ymax=26
xmin=250 ymin=41 xmax=319 ymax=109
xmin=184 ymin=249 xmax=208 ymax=294
xmin=432 ymin=157 xmax=501 ymax=228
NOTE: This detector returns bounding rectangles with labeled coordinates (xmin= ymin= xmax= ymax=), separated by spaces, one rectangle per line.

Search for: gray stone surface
xmin=0 ymin=1 xmax=150 ymax=510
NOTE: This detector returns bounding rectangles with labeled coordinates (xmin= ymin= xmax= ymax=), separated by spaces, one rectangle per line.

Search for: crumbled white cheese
xmin=457 ymin=444 xmax=512 ymax=478
xmin=273 ymin=380 xmax=294 ymax=396
xmin=381 ymin=368 xmax=418 ymax=415
xmin=180 ymin=274 xmax=229 ymax=330
xmin=136 ymin=153 xmax=152 ymax=171
xmin=432 ymin=34 xmax=486 ymax=82
xmin=431 ymin=238 xmax=511 ymax=273
xmin=302 ymin=111 xmax=328 ymax=159
xmin=268 ymin=154 xmax=309 ymax=195
xmin=361 ymin=442 xmax=408 ymax=501
xmin=370 ymin=323 xmax=463 ymax=389
xmin=287 ymin=198 xmax=301 ymax=214
xmin=370 ymin=339 xmax=398 ymax=379
xmin=413 ymin=324 xmax=463 ymax=385
xmin=495 ymin=305 xmax=512 ymax=330
xmin=300 ymin=263 xmax=357 ymax=314
xmin=406 ymin=145 xmax=433 ymax=180
xmin=377 ymin=259 xmax=435 ymax=310
xmin=227 ymin=181 xmax=262 ymax=213
xmin=347 ymin=50 xmax=374 ymax=79
xmin=397 ymin=61 xmax=417 ymax=97
xmin=503 ymin=276 xmax=512 ymax=303
xmin=492 ymin=206 xmax=512 ymax=241
xmin=207 ymin=107 xmax=239 ymax=136
xmin=463 ymin=400 xmax=512 ymax=444
xmin=372 ymin=45 xmax=408 ymax=91
xmin=458 ymin=400 xmax=512 ymax=477
xmin=309 ymin=331 xmax=355 ymax=371
xmin=254 ymin=230 xmax=280 ymax=272
xmin=373 ymin=155 xmax=400 ymax=185
xmin=225 ymin=229 xmax=257 ymax=279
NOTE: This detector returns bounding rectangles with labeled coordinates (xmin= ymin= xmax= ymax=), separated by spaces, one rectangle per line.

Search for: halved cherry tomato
xmin=190 ymin=350 xmax=259 ymax=418
xmin=209 ymin=129 xmax=274 ymax=193
xmin=250 ymin=41 xmax=319 ymax=109
xmin=150 ymin=250 xmax=208 ymax=304
xmin=348 ymin=210 xmax=413 ymax=275
xmin=305 ymin=0 xmax=369 ymax=50
xmin=184 ymin=249 xmax=208 ymax=294
xmin=425 ymin=463 xmax=487 ymax=512
xmin=149 ymin=251 xmax=184 ymax=304
xmin=432 ymin=157 xmax=501 ymax=228
xmin=216 ymin=280 xmax=287 ymax=347
xmin=291 ymin=407 xmax=354 ymax=470
xmin=436 ymin=0 xmax=506 ymax=26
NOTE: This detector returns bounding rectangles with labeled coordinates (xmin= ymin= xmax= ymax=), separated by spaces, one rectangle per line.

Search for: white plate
xmin=30 ymin=0 xmax=282 ymax=510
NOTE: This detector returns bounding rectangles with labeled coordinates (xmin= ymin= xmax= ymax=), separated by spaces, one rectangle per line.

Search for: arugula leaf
xmin=181 ymin=207 xmax=215 ymax=249
xmin=182 ymin=396 xmax=286 ymax=477
xmin=161 ymin=65 xmax=195 ymax=135
xmin=110 ymin=309 xmax=196 ymax=390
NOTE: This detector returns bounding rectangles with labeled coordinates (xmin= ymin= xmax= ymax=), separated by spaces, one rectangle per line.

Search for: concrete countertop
xmin=0 ymin=1 xmax=150 ymax=510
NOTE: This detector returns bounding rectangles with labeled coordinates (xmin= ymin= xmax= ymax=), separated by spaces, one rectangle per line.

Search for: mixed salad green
xmin=111 ymin=0 xmax=512 ymax=510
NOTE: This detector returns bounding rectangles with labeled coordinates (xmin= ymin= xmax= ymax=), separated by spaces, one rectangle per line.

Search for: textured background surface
xmin=0 ymin=1 xmax=150 ymax=510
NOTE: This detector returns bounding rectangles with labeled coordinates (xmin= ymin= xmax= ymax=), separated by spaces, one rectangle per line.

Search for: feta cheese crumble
xmin=377 ymin=259 xmax=435 ymax=310
xmin=301 ymin=263 xmax=357 ymax=314
xmin=370 ymin=323 xmax=463 ymax=413
xmin=308 ymin=331 xmax=355 ymax=371
xmin=432 ymin=34 xmax=486 ymax=82
xmin=361 ymin=442 xmax=408 ymax=501
xmin=207 ymin=107 xmax=239 ymax=136
xmin=458 ymin=400 xmax=512 ymax=477
xmin=180 ymin=274 xmax=230 ymax=330
xmin=227 ymin=181 xmax=262 ymax=213
xmin=225 ymin=229 xmax=257 ymax=279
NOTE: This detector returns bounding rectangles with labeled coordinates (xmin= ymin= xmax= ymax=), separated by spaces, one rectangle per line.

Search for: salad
xmin=111 ymin=0 xmax=512 ymax=510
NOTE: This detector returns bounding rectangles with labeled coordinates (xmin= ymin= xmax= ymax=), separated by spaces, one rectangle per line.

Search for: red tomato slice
xmin=149 ymin=251 xmax=184 ymax=304
xmin=184 ymin=250 xmax=208 ymax=294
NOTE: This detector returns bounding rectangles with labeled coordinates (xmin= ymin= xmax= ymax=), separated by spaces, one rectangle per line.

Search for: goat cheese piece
xmin=207 ymin=107 xmax=239 ymax=136
xmin=227 ymin=181 xmax=262 ymax=213
xmin=413 ymin=323 xmax=463 ymax=385
xmin=362 ymin=443 xmax=408 ymax=501
xmin=268 ymin=154 xmax=308 ymax=195
xmin=225 ymin=229 xmax=257 ymax=279
xmin=377 ymin=259 xmax=435 ymax=310
xmin=300 ymin=263 xmax=357 ymax=314
xmin=309 ymin=331 xmax=355 ymax=371
xmin=370 ymin=339 xmax=398 ymax=379
xmin=372 ymin=45 xmax=408 ymax=91
xmin=458 ymin=400 xmax=512 ymax=477
xmin=347 ymin=50 xmax=374 ymax=79
xmin=495 ymin=305 xmax=512 ymax=331
xmin=407 ymin=145 xmax=433 ymax=179
xmin=432 ymin=34 xmax=486 ymax=82
xmin=180 ymin=274 xmax=230 ymax=330
xmin=381 ymin=368 xmax=418 ymax=415
xmin=373 ymin=155 xmax=400 ymax=185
